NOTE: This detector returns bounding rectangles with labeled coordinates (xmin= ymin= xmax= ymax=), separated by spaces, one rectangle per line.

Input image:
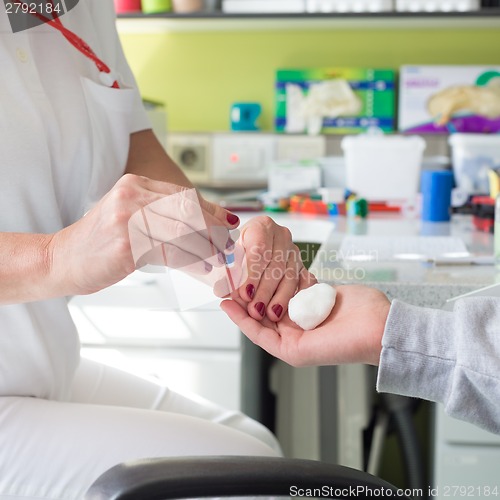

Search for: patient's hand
xmin=221 ymin=284 xmax=390 ymax=367
xmin=215 ymin=216 xmax=317 ymax=322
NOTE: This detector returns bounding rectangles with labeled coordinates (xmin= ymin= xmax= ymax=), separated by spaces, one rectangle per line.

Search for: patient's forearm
xmin=0 ymin=232 xmax=58 ymax=304
xmin=377 ymin=297 xmax=500 ymax=434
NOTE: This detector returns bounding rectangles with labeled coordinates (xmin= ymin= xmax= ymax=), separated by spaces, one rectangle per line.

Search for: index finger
xmin=238 ymin=222 xmax=274 ymax=302
xmin=199 ymin=197 xmax=240 ymax=229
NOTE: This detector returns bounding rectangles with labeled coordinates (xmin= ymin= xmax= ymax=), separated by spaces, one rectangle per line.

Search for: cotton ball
xmin=288 ymin=283 xmax=337 ymax=330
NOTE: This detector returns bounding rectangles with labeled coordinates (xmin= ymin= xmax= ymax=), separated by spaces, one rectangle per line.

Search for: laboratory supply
xmin=289 ymin=194 xmax=344 ymax=216
xmin=222 ymin=0 xmax=306 ymax=12
xmin=398 ymin=65 xmax=500 ymax=134
xmin=495 ymin=195 xmax=500 ymax=264
xmin=172 ymin=0 xmax=203 ymax=11
xmin=341 ymin=133 xmax=425 ymax=202
xmin=141 ymin=0 xmax=172 ymax=11
xmin=230 ymin=103 xmax=262 ymax=131
xmin=306 ymin=0 xmax=393 ymax=11
xmin=288 ymin=283 xmax=337 ymax=330
xmin=259 ymin=192 xmax=290 ymax=212
xmin=449 ymin=133 xmax=500 ymax=196
xmin=114 ymin=0 xmax=142 ymax=12
xmin=168 ymin=132 xmax=273 ymax=188
xmin=318 ymin=187 xmax=345 ymax=204
xmin=488 ymin=169 xmax=500 ymax=199
xmin=396 ymin=0 xmax=479 ymax=10
xmin=211 ymin=133 xmax=273 ymax=187
xmin=346 ymin=196 xmax=369 ymax=218
xmin=421 ymin=170 xmax=454 ymax=222
xmin=319 ymin=157 xmax=346 ymax=189
xmin=169 ymin=132 xmax=327 ymax=189
xmin=276 ymin=134 xmax=326 ymax=161
xmin=471 ymin=195 xmax=496 ymax=233
xmin=276 ymin=68 xmax=396 ymax=135
xmin=268 ymin=161 xmax=322 ymax=197
xmin=204 ymin=0 xmax=220 ymax=11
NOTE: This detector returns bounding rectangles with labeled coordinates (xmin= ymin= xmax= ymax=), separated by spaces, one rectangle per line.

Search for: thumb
xmin=199 ymin=197 xmax=240 ymax=228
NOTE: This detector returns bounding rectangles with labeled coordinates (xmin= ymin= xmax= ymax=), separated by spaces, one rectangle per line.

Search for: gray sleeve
xmin=376 ymin=297 xmax=500 ymax=434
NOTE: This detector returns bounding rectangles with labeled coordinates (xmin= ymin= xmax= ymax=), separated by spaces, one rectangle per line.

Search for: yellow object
xmin=488 ymin=169 xmax=500 ymax=199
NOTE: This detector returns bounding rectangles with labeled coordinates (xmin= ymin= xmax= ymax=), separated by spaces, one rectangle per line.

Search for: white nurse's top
xmin=0 ymin=0 xmax=150 ymax=399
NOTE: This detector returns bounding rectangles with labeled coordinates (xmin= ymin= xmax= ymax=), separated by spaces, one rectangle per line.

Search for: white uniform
xmin=0 ymin=2 xmax=279 ymax=498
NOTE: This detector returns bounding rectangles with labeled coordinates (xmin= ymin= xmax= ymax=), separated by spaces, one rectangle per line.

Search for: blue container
xmin=230 ymin=103 xmax=261 ymax=131
xmin=421 ymin=170 xmax=454 ymax=222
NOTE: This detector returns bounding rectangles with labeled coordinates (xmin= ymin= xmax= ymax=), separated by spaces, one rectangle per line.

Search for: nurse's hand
xmin=48 ymin=174 xmax=239 ymax=295
xmin=216 ymin=216 xmax=317 ymax=322
xmin=221 ymin=284 xmax=390 ymax=366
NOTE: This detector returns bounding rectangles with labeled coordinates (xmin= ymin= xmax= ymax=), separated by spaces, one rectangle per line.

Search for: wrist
xmin=45 ymin=229 xmax=76 ymax=298
xmin=369 ymin=299 xmax=391 ymax=366
xmin=0 ymin=232 xmax=61 ymax=304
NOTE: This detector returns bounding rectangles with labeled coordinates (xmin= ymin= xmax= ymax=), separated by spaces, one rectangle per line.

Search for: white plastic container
xmin=395 ymin=0 xmax=479 ymax=12
xmin=449 ymin=133 xmax=500 ymax=196
xmin=222 ymin=0 xmax=305 ymax=12
xmin=306 ymin=0 xmax=393 ymax=12
xmin=341 ymin=134 xmax=426 ymax=202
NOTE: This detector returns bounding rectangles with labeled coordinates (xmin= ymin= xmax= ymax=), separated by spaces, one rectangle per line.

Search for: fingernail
xmin=246 ymin=284 xmax=255 ymax=300
xmin=272 ymin=304 xmax=283 ymax=319
xmin=204 ymin=261 xmax=212 ymax=272
xmin=218 ymin=252 xmax=226 ymax=265
xmin=255 ymin=302 xmax=266 ymax=317
xmin=227 ymin=213 xmax=240 ymax=225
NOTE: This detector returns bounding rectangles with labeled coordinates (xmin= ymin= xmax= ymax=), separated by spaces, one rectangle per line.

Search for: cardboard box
xmin=275 ymin=68 xmax=396 ymax=135
xmin=398 ymin=65 xmax=500 ymax=134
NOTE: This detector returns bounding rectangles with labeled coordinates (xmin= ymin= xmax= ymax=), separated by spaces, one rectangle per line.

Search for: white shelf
xmin=117 ymin=11 xmax=500 ymax=33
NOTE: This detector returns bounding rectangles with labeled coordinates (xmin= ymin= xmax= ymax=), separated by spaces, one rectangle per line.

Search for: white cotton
xmin=288 ymin=283 xmax=337 ymax=330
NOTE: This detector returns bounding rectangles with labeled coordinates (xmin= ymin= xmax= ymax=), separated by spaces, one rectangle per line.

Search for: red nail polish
xmin=272 ymin=304 xmax=283 ymax=319
xmin=227 ymin=213 xmax=240 ymax=225
xmin=255 ymin=302 xmax=266 ymax=317
xmin=246 ymin=284 xmax=255 ymax=300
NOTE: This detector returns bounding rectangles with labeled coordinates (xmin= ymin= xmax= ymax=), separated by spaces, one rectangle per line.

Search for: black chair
xmin=85 ymin=455 xmax=410 ymax=499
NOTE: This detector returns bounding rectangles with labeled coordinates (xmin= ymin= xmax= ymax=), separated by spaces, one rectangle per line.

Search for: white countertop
xmin=306 ymin=213 xmax=499 ymax=308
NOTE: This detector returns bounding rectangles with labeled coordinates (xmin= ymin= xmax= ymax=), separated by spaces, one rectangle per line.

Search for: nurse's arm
xmin=0 ymin=130 xmax=234 ymax=306
xmin=125 ymin=129 xmax=194 ymax=188
xmin=0 ymin=232 xmax=55 ymax=304
xmin=124 ymin=129 xmax=240 ymax=226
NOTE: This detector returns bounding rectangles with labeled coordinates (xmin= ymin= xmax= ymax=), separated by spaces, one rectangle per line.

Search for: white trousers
xmin=0 ymin=358 xmax=281 ymax=500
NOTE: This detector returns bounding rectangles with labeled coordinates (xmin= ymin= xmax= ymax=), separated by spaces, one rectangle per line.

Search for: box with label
xmin=398 ymin=65 xmax=500 ymax=134
xmin=275 ymin=68 xmax=396 ymax=135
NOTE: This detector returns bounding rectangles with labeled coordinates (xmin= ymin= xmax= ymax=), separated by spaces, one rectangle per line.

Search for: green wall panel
xmin=119 ymin=27 xmax=500 ymax=132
